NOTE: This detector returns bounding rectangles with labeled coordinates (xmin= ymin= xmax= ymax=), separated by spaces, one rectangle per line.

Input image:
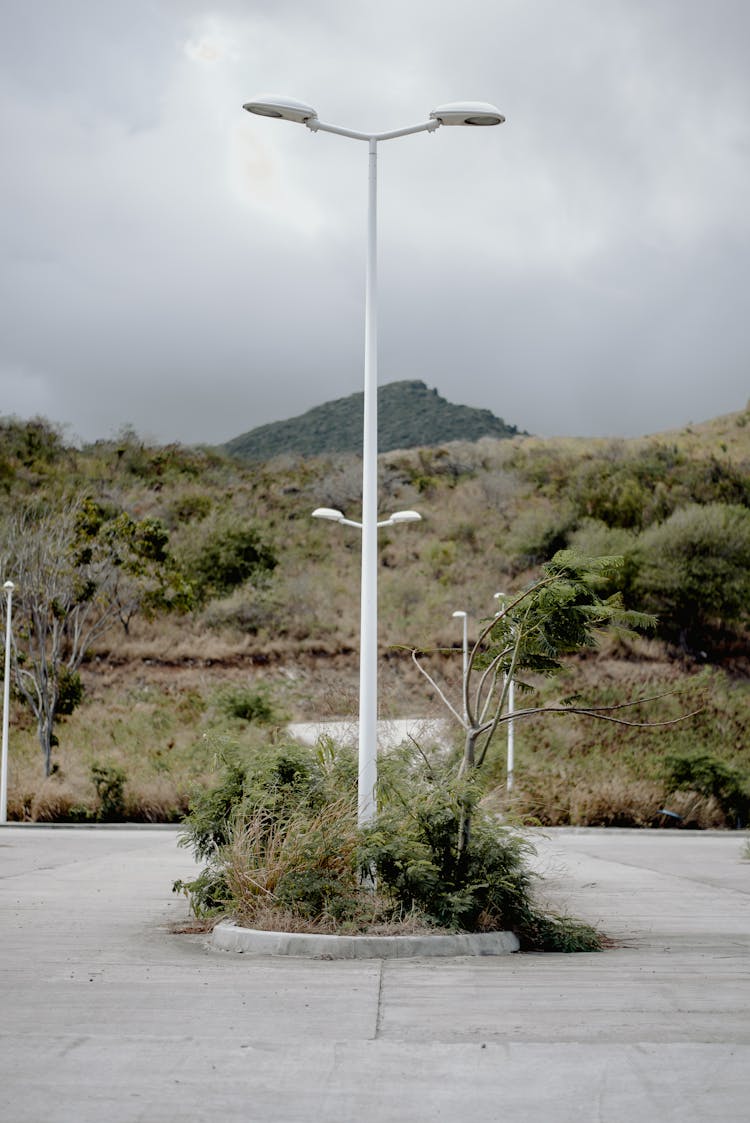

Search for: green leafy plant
xmin=362 ymin=753 xmax=601 ymax=950
xmin=56 ymin=667 xmax=85 ymax=717
xmin=218 ymin=684 xmax=280 ymax=725
xmin=91 ymin=761 xmax=127 ymax=821
xmin=631 ymin=503 xmax=750 ymax=651
xmin=177 ymin=743 xmax=367 ymax=927
xmin=411 ymin=551 xmax=697 ymax=854
xmin=663 ymin=751 xmax=749 ymax=826
xmin=182 ymin=522 xmax=277 ymax=602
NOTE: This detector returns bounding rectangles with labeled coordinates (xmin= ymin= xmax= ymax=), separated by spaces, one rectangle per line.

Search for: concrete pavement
xmin=0 ymin=825 xmax=748 ymax=1122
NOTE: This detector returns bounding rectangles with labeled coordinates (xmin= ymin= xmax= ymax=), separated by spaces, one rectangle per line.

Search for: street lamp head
xmin=388 ymin=510 xmax=421 ymax=524
xmin=312 ymin=507 xmax=344 ymax=522
xmin=243 ymin=95 xmax=318 ymax=125
xmin=452 ymin=610 xmax=467 ymax=619
xmin=430 ymin=101 xmax=505 ymax=127
xmin=3 ymin=581 xmax=13 ymax=592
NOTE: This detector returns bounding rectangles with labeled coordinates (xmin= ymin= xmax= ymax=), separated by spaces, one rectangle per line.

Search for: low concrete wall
xmin=286 ymin=717 xmax=450 ymax=751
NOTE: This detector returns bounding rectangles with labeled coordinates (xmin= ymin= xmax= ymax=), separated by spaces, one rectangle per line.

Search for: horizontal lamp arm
xmin=307 ymin=119 xmax=440 ymax=143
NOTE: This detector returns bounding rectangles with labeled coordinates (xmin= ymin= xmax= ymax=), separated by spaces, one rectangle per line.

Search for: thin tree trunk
xmin=38 ymin=713 xmax=54 ymax=777
xmin=457 ymin=729 xmax=480 ymax=858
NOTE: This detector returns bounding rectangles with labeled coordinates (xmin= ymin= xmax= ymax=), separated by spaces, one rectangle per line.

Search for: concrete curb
xmin=212 ymin=919 xmax=520 ymax=959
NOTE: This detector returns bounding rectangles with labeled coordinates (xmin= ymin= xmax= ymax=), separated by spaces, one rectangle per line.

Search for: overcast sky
xmin=1 ymin=0 xmax=748 ymax=446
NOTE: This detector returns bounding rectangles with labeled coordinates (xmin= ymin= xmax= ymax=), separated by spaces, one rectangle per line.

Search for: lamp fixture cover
xmin=430 ymin=101 xmax=505 ymax=126
xmin=243 ymin=95 xmax=318 ymax=124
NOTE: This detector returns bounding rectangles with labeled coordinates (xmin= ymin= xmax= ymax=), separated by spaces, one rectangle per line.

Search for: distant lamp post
xmin=245 ymin=94 xmax=504 ymax=827
xmin=451 ymin=610 xmax=468 ymax=721
xmin=1 ymin=580 xmax=14 ymax=824
xmin=494 ymin=591 xmax=515 ymax=793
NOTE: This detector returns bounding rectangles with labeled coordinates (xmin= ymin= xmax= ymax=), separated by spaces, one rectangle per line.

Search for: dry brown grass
xmin=223 ymin=796 xmax=358 ymax=913
xmin=25 ymin=779 xmax=84 ymax=822
xmin=218 ymin=795 xmax=447 ymax=935
xmin=227 ymin=900 xmax=442 ymax=936
xmin=502 ymin=775 xmax=734 ymax=829
xmin=124 ymin=777 xmax=190 ymax=822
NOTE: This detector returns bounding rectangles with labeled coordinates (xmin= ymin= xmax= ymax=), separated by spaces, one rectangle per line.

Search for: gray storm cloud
xmin=0 ymin=0 xmax=748 ymax=445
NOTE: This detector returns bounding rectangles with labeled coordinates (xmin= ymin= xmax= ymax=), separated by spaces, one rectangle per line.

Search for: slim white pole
xmin=1 ymin=581 xmax=14 ymax=824
xmin=358 ymin=137 xmax=379 ymax=828
xmin=452 ymin=611 xmax=469 ymax=721
xmin=506 ymin=676 xmax=515 ymax=792
xmin=494 ymin=591 xmax=516 ymax=793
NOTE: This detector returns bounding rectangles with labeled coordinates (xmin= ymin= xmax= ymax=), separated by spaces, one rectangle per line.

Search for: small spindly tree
xmin=0 ymin=497 xmax=189 ymax=774
xmin=411 ymin=551 xmax=698 ymax=852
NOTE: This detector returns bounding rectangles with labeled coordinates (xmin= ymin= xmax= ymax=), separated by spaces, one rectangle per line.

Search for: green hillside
xmin=223 ymin=380 xmax=524 ymax=460
xmin=1 ymin=404 xmax=749 ymax=827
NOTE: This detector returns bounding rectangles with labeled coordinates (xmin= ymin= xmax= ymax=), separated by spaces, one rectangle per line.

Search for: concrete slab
xmin=1 ymin=825 xmax=748 ymax=1121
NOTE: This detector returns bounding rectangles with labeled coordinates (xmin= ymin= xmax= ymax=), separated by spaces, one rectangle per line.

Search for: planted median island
xmin=175 ymin=552 xmax=696 ymax=952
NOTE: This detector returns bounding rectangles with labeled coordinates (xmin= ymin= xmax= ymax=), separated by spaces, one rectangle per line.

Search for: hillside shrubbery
xmin=1 ymin=409 xmax=749 ymax=824
xmin=507 ymin=440 xmax=750 ymax=652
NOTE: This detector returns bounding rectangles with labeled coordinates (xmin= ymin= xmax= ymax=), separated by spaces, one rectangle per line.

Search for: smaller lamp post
xmin=451 ymin=610 xmax=468 ymax=721
xmin=1 ymin=580 xmax=14 ymax=824
xmin=494 ymin=591 xmax=515 ymax=793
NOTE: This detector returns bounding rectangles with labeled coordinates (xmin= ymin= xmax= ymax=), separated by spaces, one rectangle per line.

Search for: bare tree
xmin=0 ymin=499 xmax=184 ymax=774
xmin=411 ymin=552 xmax=699 ymax=853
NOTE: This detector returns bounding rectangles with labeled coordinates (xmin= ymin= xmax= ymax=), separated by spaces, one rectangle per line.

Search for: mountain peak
xmin=223 ymin=380 xmax=524 ymax=461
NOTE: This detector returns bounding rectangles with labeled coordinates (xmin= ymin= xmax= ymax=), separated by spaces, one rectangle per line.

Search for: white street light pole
xmin=494 ymin=591 xmax=515 ymax=792
xmin=451 ymin=610 xmax=468 ymax=721
xmin=505 ymin=673 xmax=515 ymax=793
xmin=1 ymin=580 xmax=14 ymax=824
xmin=244 ymin=96 xmax=504 ymax=826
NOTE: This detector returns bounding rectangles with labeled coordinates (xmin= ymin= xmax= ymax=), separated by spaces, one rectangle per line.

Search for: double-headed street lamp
xmin=244 ymin=95 xmax=504 ymax=826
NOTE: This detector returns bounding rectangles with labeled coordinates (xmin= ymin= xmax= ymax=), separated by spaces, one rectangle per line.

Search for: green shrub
xmin=173 ymin=868 xmax=231 ymax=917
xmin=168 ymin=492 xmax=213 ymax=526
xmin=218 ymin=684 xmax=279 ymax=725
xmin=177 ymin=743 xmax=363 ymax=923
xmin=56 ymin=667 xmax=84 ymax=716
xmin=505 ymin=502 xmax=578 ymax=569
xmin=182 ymin=523 xmax=277 ymax=602
xmin=663 ymin=751 xmax=749 ymax=825
xmin=631 ymin=503 xmax=750 ymax=649
xmin=91 ymin=762 xmax=127 ymax=821
xmin=179 ymin=742 xmax=328 ymax=863
xmin=362 ymin=754 xmax=602 ymax=951
xmin=177 ymin=741 xmax=601 ymax=948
